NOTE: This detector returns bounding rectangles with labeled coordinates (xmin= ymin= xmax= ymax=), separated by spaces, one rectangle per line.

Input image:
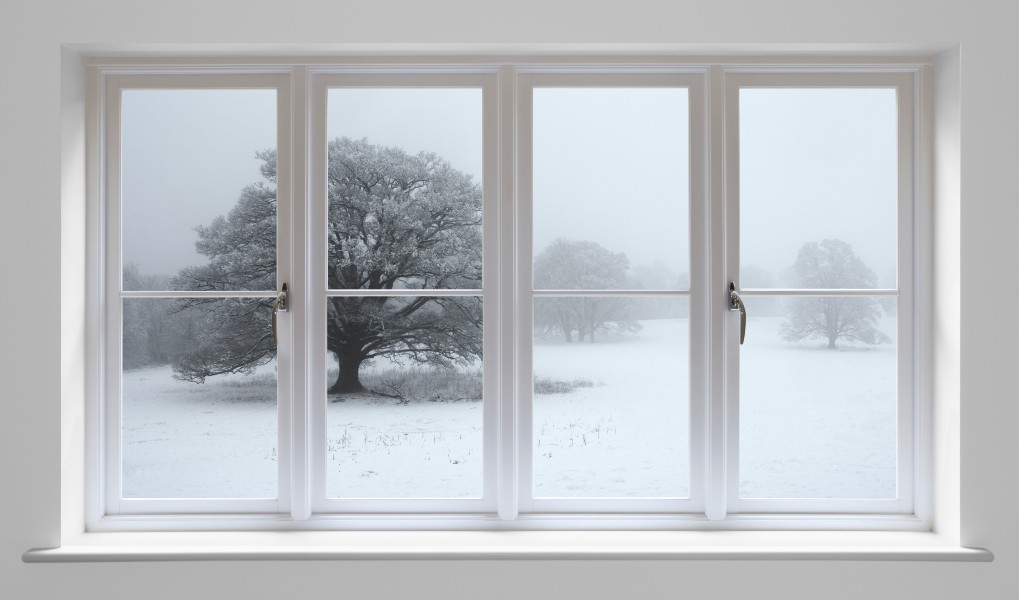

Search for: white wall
xmin=2 ymin=1 xmax=1014 ymax=598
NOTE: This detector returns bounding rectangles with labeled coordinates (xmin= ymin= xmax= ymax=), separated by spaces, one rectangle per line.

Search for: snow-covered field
xmin=122 ymin=317 xmax=897 ymax=501
xmin=533 ymin=320 xmax=688 ymax=498
xmin=325 ymin=383 xmax=483 ymax=499
xmin=122 ymin=365 xmax=278 ymax=498
xmin=740 ymin=316 xmax=897 ymax=499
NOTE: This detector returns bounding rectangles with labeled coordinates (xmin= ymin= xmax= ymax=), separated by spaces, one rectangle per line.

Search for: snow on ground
xmin=326 ymin=390 xmax=483 ymax=499
xmin=122 ymin=365 xmax=278 ymax=498
xmin=122 ymin=317 xmax=897 ymax=501
xmin=739 ymin=316 xmax=897 ymax=499
xmin=532 ymin=320 xmax=689 ymax=498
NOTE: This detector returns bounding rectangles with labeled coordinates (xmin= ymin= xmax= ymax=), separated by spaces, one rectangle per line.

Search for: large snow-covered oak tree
xmin=172 ymin=138 xmax=483 ymax=394
xmin=533 ymin=239 xmax=640 ymax=342
xmin=780 ymin=239 xmax=891 ymax=349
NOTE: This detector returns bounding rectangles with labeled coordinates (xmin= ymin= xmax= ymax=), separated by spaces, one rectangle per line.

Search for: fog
xmin=532 ymin=87 xmax=690 ymax=287
xmin=121 ymin=85 xmax=899 ymax=291
xmin=739 ymin=88 xmax=898 ymax=287
xmin=121 ymin=89 xmax=276 ymax=280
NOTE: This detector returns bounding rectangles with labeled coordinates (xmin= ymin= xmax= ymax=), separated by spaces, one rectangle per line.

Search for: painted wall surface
xmin=1 ymin=1 xmax=1015 ymax=598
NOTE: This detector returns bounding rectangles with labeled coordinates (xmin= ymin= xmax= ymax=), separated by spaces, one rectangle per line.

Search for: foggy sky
xmin=121 ymin=85 xmax=899 ymax=290
xmin=740 ymin=88 xmax=898 ymax=287
xmin=533 ymin=87 xmax=689 ymax=286
xmin=121 ymin=89 xmax=277 ymax=280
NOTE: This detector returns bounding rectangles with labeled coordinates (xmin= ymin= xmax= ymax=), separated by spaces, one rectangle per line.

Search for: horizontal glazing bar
xmin=739 ymin=288 xmax=898 ymax=297
xmin=120 ymin=290 xmax=276 ymax=299
xmin=325 ymin=288 xmax=484 ymax=297
xmin=532 ymin=289 xmax=691 ymax=297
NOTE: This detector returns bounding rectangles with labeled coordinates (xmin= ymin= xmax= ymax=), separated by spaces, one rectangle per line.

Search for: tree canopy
xmin=533 ymin=238 xmax=639 ymax=342
xmin=780 ymin=239 xmax=891 ymax=349
xmin=171 ymin=138 xmax=484 ymax=393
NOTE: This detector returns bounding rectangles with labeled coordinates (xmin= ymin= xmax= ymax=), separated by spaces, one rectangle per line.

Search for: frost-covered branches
xmin=170 ymin=140 xmax=484 ymax=393
xmin=326 ymin=138 xmax=482 ymax=291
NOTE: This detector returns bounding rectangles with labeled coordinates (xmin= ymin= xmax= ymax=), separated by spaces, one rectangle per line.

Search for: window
xmin=727 ymin=75 xmax=915 ymax=515
xmin=88 ymin=59 xmax=927 ymax=531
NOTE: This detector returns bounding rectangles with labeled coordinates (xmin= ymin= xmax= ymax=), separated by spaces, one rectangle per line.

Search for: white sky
xmin=122 ymin=89 xmax=277 ymax=280
xmin=121 ymin=86 xmax=899 ymax=289
xmin=740 ymin=88 xmax=898 ymax=286
xmin=327 ymin=88 xmax=483 ymax=180
xmin=533 ymin=87 xmax=690 ymax=278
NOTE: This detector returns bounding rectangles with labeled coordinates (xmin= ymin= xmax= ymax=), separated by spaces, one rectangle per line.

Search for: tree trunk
xmin=329 ymin=354 xmax=365 ymax=394
xmin=827 ymin=335 xmax=838 ymax=349
xmin=558 ymin=310 xmax=572 ymax=342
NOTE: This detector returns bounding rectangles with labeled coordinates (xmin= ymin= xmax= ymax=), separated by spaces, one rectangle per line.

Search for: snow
xmin=326 ymin=393 xmax=483 ymax=499
xmin=122 ymin=317 xmax=897 ymax=501
xmin=532 ymin=319 xmax=689 ymax=498
xmin=740 ymin=316 xmax=897 ymax=499
xmin=122 ymin=366 xmax=278 ymax=498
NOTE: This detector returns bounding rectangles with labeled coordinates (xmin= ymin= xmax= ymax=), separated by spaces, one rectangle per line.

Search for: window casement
xmin=87 ymin=59 xmax=929 ymax=532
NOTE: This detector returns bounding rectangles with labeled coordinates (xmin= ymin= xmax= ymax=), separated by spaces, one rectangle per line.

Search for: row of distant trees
xmin=122 ymin=267 xmax=189 ymax=369
xmin=123 ymin=138 xmax=891 ymax=395
xmin=529 ymin=237 xmax=892 ymax=350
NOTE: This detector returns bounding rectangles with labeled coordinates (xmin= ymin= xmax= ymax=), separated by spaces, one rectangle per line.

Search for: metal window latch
xmin=272 ymin=283 xmax=288 ymax=346
xmin=729 ymin=282 xmax=746 ymax=345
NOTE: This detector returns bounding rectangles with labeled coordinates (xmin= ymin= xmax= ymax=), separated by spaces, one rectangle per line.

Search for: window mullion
xmin=307 ymin=71 xmax=329 ymax=515
xmin=707 ymin=65 xmax=730 ymax=521
xmin=497 ymin=65 xmax=520 ymax=520
xmin=286 ymin=66 xmax=308 ymax=521
xmin=514 ymin=73 xmax=536 ymax=516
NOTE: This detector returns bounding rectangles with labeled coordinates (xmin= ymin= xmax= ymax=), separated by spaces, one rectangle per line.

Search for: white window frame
xmin=85 ymin=57 xmax=931 ymax=533
xmin=306 ymin=70 xmax=501 ymax=518
xmin=722 ymin=72 xmax=920 ymax=517
xmin=515 ymin=71 xmax=708 ymax=517
xmin=95 ymin=71 xmax=294 ymax=518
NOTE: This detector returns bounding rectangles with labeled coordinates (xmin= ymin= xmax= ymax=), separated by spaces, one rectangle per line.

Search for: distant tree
xmin=781 ymin=239 xmax=891 ymax=349
xmin=172 ymin=138 xmax=484 ymax=394
xmin=533 ymin=239 xmax=640 ymax=342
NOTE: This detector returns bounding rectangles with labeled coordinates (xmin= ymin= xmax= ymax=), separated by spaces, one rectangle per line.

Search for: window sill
xmin=23 ymin=531 xmax=993 ymax=562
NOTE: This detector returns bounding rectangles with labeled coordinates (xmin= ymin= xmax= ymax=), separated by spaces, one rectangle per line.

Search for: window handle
xmin=272 ymin=283 xmax=288 ymax=346
xmin=729 ymin=282 xmax=746 ymax=345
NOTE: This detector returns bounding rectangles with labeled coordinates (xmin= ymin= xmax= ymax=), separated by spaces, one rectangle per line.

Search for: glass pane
xmin=533 ymin=88 xmax=689 ymax=290
xmin=740 ymin=88 xmax=897 ymax=289
xmin=325 ymin=296 xmax=483 ymax=498
xmin=739 ymin=296 xmax=897 ymax=499
xmin=533 ymin=297 xmax=689 ymax=498
xmin=326 ymin=89 xmax=483 ymax=290
xmin=122 ymin=298 xmax=277 ymax=498
xmin=121 ymin=89 xmax=277 ymax=291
